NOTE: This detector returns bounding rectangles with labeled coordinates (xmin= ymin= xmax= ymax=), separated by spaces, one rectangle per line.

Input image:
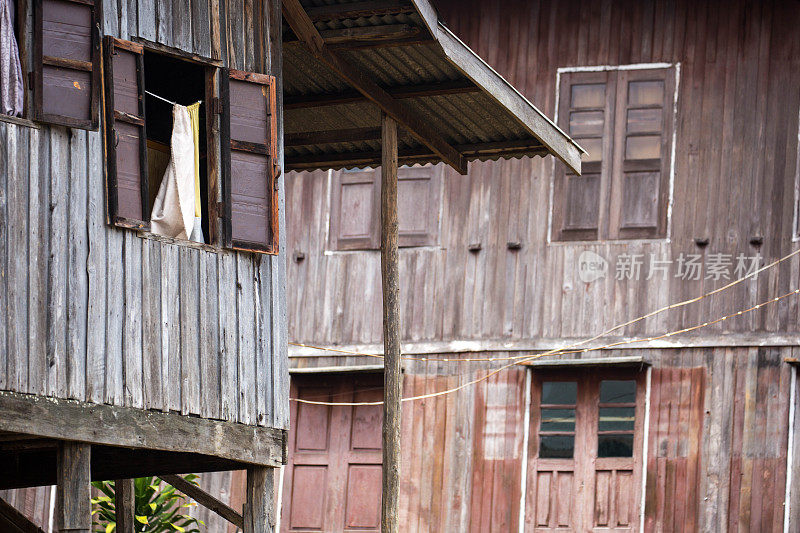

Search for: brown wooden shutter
xmin=330 ymin=168 xmax=380 ymax=250
xmin=607 ymin=68 xmax=674 ymax=239
xmin=34 ymin=0 xmax=101 ymax=129
xmin=397 ymin=164 xmax=441 ymax=247
xmin=220 ymin=69 xmax=279 ymax=254
xmin=102 ymin=37 xmax=149 ymax=229
xmin=553 ymin=71 xmax=616 ymax=241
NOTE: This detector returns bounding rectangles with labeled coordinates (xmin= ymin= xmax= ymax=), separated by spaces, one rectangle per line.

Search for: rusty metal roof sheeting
xmin=283 ymin=0 xmax=583 ymax=174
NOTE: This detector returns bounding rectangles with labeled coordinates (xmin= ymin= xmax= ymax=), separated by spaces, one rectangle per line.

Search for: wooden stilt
xmin=380 ymin=112 xmax=401 ymax=533
xmin=243 ymin=467 xmax=276 ymax=533
xmin=56 ymin=442 xmax=91 ymax=533
xmin=115 ymin=479 xmax=135 ymax=533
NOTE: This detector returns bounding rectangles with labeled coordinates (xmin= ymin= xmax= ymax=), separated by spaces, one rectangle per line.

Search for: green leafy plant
xmin=91 ymin=476 xmax=204 ymax=533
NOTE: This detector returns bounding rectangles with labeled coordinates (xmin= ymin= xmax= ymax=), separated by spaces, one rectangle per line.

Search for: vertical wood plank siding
xmin=286 ymin=0 xmax=800 ymax=346
xmin=0 ymin=0 xmax=287 ymax=429
xmin=272 ymin=1 xmax=800 ymax=532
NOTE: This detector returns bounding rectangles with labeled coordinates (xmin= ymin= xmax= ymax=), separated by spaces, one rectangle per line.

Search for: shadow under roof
xmin=283 ymin=0 xmax=583 ymax=174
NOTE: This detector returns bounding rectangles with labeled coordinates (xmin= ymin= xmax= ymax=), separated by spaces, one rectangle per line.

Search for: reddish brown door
xmin=524 ymin=369 xmax=645 ymax=532
xmin=282 ymin=374 xmax=383 ymax=532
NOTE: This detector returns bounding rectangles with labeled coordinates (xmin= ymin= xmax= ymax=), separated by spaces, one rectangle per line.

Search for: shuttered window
xmin=221 ymin=70 xmax=279 ymax=254
xmin=34 ymin=0 xmax=101 ymax=130
xmin=102 ymin=44 xmax=280 ymax=254
xmin=553 ymin=67 xmax=675 ymax=241
xmin=330 ymin=164 xmax=442 ymax=250
xmin=103 ymin=37 xmax=148 ymax=229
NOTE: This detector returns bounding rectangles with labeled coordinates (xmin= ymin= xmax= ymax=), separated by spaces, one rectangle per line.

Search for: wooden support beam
xmin=285 ymin=127 xmax=381 ymax=147
xmin=284 ymin=79 xmax=479 ymax=109
xmin=282 ymin=0 xmax=467 ymax=174
xmin=0 ymin=391 xmax=285 ymax=467
xmin=0 ymin=497 xmax=46 ymax=533
xmin=379 ymin=113 xmax=402 ymax=533
xmin=306 ymin=0 xmax=414 ymax=21
xmin=56 ymin=442 xmax=91 ymax=533
xmin=321 ymin=24 xmax=419 ymax=44
xmin=285 ymin=139 xmax=548 ymax=169
xmin=160 ymin=475 xmax=244 ymax=529
xmin=243 ymin=467 xmax=276 ymax=533
xmin=114 ymin=480 xmax=135 ymax=533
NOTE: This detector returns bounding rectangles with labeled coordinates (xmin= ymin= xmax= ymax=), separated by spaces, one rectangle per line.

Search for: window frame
xmin=549 ymin=63 xmax=680 ymax=244
xmin=103 ymin=38 xmax=221 ymax=244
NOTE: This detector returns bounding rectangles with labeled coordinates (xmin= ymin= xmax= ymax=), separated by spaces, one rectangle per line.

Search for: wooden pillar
xmin=56 ymin=442 xmax=91 ymax=533
xmin=115 ymin=479 xmax=135 ymax=533
xmin=380 ymin=112 xmax=401 ymax=533
xmin=243 ymin=467 xmax=276 ymax=533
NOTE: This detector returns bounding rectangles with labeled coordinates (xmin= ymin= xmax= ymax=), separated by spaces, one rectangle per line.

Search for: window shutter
xmin=397 ymin=165 xmax=441 ymax=247
xmin=330 ymin=168 xmax=380 ymax=250
xmin=553 ymin=71 xmax=615 ymax=241
xmin=221 ymin=69 xmax=279 ymax=254
xmin=608 ymin=68 xmax=674 ymax=239
xmin=34 ymin=0 xmax=101 ymax=129
xmin=102 ymin=37 xmax=149 ymax=229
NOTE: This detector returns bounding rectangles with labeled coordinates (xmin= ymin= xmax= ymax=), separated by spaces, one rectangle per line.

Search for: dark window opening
xmin=143 ymin=51 xmax=211 ymax=242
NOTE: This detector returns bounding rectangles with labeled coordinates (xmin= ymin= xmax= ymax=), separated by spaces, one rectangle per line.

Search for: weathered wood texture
xmin=56 ymin=442 xmax=91 ymax=533
xmin=0 ymin=0 xmax=288 ymax=430
xmin=114 ymin=479 xmax=135 ymax=533
xmin=5 ymin=349 xmax=794 ymax=532
xmin=285 ymin=0 xmax=800 ymax=348
xmin=0 ymin=488 xmax=52 ymax=532
xmin=380 ymin=113 xmax=402 ymax=533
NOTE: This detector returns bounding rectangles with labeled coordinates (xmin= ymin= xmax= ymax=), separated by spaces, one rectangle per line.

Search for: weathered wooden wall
xmin=276 ymin=1 xmax=800 ymax=531
xmin=0 ymin=0 xmax=288 ymax=429
xmin=286 ymin=0 xmax=800 ymax=349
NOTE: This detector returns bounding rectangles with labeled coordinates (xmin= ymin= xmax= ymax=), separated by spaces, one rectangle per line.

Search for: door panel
xmin=283 ymin=374 xmax=383 ymax=533
xmin=525 ymin=370 xmax=645 ymax=533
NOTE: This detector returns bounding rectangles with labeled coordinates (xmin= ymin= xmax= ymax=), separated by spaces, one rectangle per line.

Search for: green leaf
xmin=169 ymin=524 xmax=185 ymax=533
xmin=149 ymin=502 xmax=158 ymax=512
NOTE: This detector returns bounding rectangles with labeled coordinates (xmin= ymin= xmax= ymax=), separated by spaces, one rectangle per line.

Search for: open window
xmin=102 ymin=38 xmax=279 ymax=254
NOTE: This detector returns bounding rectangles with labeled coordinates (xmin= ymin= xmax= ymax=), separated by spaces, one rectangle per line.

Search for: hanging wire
xmin=290 ymin=288 xmax=800 ymax=406
xmin=145 ymin=90 xmax=202 ymax=106
xmin=288 ymin=246 xmax=800 ymax=364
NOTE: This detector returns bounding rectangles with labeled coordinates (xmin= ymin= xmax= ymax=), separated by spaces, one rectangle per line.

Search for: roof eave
xmin=411 ymin=0 xmax=584 ymax=175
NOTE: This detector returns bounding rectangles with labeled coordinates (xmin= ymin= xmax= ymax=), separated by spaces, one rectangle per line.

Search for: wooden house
xmin=0 ymin=0 xmax=581 ymax=531
xmin=275 ymin=0 xmax=800 ymax=532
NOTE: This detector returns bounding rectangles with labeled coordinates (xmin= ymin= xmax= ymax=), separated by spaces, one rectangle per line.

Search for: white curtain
xmin=0 ymin=0 xmax=24 ymax=116
xmin=150 ymin=104 xmax=197 ymax=240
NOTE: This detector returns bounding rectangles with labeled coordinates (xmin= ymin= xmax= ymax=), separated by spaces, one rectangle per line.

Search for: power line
xmin=290 ymin=288 xmax=800 ymax=406
xmin=288 ymin=247 xmax=800 ymax=364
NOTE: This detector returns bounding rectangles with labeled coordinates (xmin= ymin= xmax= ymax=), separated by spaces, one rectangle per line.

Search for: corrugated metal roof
xmin=283 ymin=0 xmax=583 ymax=173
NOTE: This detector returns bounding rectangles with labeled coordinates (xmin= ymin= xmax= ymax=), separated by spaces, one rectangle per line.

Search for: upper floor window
xmin=329 ymin=164 xmax=442 ymax=250
xmin=552 ymin=66 xmax=677 ymax=242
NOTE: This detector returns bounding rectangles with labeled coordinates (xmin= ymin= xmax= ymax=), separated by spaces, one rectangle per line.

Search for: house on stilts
xmin=0 ymin=0 xmax=581 ymax=531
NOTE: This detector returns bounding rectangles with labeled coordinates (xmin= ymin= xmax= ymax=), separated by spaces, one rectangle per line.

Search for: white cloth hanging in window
xmin=150 ymin=104 xmax=197 ymax=240
xmin=0 ymin=0 xmax=24 ymax=116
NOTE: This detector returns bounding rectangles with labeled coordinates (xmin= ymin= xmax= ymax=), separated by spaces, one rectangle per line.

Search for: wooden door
xmin=524 ymin=369 xmax=645 ymax=532
xmin=282 ymin=374 xmax=383 ymax=533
